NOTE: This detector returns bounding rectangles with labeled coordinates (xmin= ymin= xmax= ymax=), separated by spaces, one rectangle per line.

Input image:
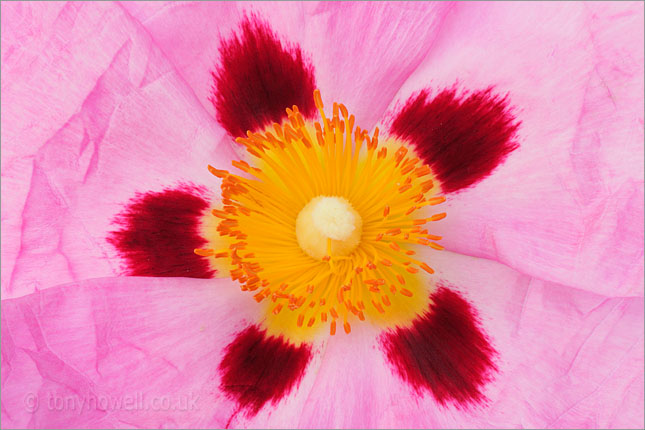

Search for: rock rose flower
xmin=1 ymin=2 xmax=643 ymax=429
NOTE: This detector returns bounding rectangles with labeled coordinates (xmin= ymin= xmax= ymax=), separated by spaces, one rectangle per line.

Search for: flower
xmin=1 ymin=1 xmax=643 ymax=429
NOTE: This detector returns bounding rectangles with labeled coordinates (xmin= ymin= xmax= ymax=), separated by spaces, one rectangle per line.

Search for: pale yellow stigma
xmin=296 ymin=196 xmax=362 ymax=260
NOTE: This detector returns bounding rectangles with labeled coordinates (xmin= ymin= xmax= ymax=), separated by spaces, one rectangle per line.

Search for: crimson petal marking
xmin=211 ymin=15 xmax=316 ymax=138
xmin=381 ymin=286 xmax=497 ymax=406
xmin=390 ymin=88 xmax=519 ymax=193
xmin=219 ymin=325 xmax=312 ymax=416
xmin=108 ymin=185 xmax=215 ymax=278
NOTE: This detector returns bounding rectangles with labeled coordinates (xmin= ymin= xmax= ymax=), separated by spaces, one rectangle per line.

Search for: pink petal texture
xmin=386 ymin=2 xmax=644 ymax=297
xmin=0 ymin=260 xmax=641 ymax=428
xmin=119 ymin=1 xmax=454 ymax=129
xmin=296 ymin=251 xmax=644 ymax=429
xmin=1 ymin=277 xmax=243 ymax=428
xmin=1 ymin=2 xmax=236 ymax=299
xmin=0 ymin=277 xmax=324 ymax=429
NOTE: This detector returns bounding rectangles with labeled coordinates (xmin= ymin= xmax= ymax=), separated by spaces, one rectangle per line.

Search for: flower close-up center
xmin=3 ymin=4 xmax=642 ymax=428
xmin=198 ymin=90 xmax=447 ymax=341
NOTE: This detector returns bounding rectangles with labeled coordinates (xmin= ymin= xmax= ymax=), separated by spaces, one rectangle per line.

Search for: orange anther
xmin=382 ymin=295 xmax=391 ymax=306
xmin=419 ymin=262 xmax=435 ymax=274
xmin=383 ymin=206 xmax=390 ymax=217
xmin=375 ymin=233 xmax=384 ymax=242
xmin=430 ymin=212 xmax=447 ymax=221
xmin=273 ymin=304 xmax=283 ymax=315
xmin=321 ymin=312 xmax=328 ymax=322
xmin=330 ymin=307 xmax=339 ymax=319
xmin=406 ymin=266 xmax=419 ymax=274
xmin=194 ymin=248 xmax=214 ymax=257
xmin=307 ymin=317 xmax=316 ymax=327
xmin=401 ymin=164 xmax=415 ymax=175
xmin=330 ymin=320 xmax=336 ymax=335
xmin=400 ymin=288 xmax=414 ymax=297
xmin=386 ymin=228 xmax=401 ymax=236
xmin=313 ymin=89 xmax=324 ymax=108
xmin=207 ymin=165 xmax=229 ymax=178
xmin=396 ymin=274 xmax=406 ymax=285
xmin=381 ymin=259 xmax=393 ymax=267
xmin=389 ymin=242 xmax=401 ymax=251
xmin=426 ymin=196 xmax=446 ymax=205
xmin=372 ymin=300 xmax=385 ymax=313
xmin=421 ymin=180 xmax=434 ymax=192
xmin=414 ymin=165 xmax=431 ymax=177
xmin=232 ymin=160 xmax=251 ymax=172
xmin=343 ymin=322 xmax=351 ymax=334
xmin=211 ymin=209 xmax=228 ymax=219
xmin=398 ymin=184 xmax=412 ymax=193
xmin=429 ymin=242 xmax=444 ymax=250
xmin=297 ymin=314 xmax=305 ymax=327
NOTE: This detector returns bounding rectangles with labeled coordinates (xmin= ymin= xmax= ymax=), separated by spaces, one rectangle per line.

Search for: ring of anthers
xmin=196 ymin=90 xmax=446 ymax=341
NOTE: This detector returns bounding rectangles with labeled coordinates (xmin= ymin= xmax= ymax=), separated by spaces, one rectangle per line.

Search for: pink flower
xmin=1 ymin=1 xmax=643 ymax=428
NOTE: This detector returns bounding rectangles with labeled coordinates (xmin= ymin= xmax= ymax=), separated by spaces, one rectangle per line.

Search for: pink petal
xmin=381 ymin=286 xmax=497 ymax=407
xmin=121 ymin=2 xmax=454 ymax=129
xmin=0 ymin=276 xmax=260 ymax=428
xmin=389 ymin=88 xmax=519 ymax=193
xmin=1 ymin=2 xmax=236 ymax=298
xmin=302 ymin=2 xmax=453 ymax=129
xmin=211 ymin=15 xmax=316 ymax=138
xmin=219 ymin=325 xmax=313 ymax=421
xmin=1 ymin=276 xmax=331 ymax=429
xmin=108 ymin=185 xmax=216 ymax=279
xmin=390 ymin=2 xmax=644 ymax=296
xmin=120 ymin=1 xmax=308 ymax=121
xmin=296 ymin=251 xmax=643 ymax=428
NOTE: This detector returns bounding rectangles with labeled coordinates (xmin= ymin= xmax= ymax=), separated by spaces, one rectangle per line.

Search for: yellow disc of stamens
xmin=200 ymin=90 xmax=446 ymax=343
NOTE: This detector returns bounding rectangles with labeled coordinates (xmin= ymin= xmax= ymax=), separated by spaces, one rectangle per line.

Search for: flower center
xmin=296 ymin=196 xmax=362 ymax=260
xmin=198 ymin=90 xmax=446 ymax=342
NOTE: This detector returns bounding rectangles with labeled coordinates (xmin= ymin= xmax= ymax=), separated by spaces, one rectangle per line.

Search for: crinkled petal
xmin=388 ymin=1 xmax=644 ymax=296
xmin=121 ymin=1 xmax=454 ymax=129
xmin=302 ymin=2 xmax=453 ymax=128
xmin=0 ymin=276 xmax=259 ymax=428
xmin=296 ymin=252 xmax=643 ymax=428
xmin=1 ymin=2 xmax=236 ymax=298
xmin=120 ymin=1 xmax=308 ymax=122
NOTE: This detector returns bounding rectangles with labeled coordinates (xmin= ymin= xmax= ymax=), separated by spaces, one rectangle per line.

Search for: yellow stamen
xmin=199 ymin=90 xmax=446 ymax=342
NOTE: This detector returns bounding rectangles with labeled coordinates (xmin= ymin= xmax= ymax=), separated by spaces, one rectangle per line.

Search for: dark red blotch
xmin=390 ymin=88 xmax=519 ymax=193
xmin=211 ymin=16 xmax=316 ymax=138
xmin=219 ymin=324 xmax=312 ymax=415
xmin=381 ymin=286 xmax=497 ymax=406
xmin=108 ymin=185 xmax=215 ymax=278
